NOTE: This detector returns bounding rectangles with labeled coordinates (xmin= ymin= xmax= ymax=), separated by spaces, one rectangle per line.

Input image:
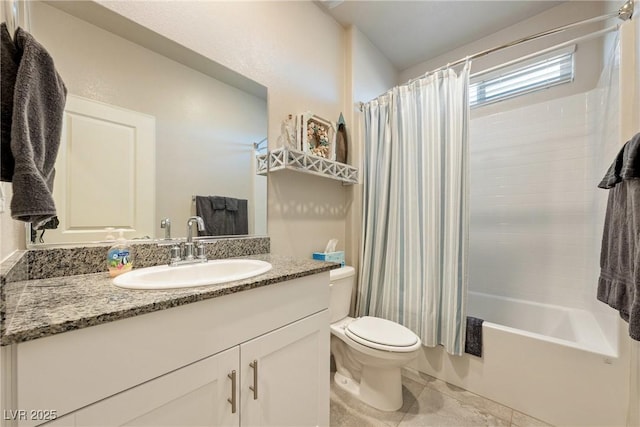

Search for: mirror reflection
xmin=27 ymin=1 xmax=268 ymax=245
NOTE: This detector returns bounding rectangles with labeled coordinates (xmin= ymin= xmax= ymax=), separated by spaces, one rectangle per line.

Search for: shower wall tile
xmin=469 ymin=91 xmax=609 ymax=310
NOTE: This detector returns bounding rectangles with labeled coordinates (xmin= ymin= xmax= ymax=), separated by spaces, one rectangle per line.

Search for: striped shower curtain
xmin=357 ymin=63 xmax=471 ymax=356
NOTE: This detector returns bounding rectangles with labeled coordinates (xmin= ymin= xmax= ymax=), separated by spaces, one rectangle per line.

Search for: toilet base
xmin=333 ymin=366 xmax=403 ymax=412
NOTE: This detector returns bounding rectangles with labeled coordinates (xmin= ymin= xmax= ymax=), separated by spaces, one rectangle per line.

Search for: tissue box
xmin=313 ymin=251 xmax=345 ymax=267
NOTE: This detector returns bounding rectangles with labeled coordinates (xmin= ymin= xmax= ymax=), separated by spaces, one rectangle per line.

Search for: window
xmin=470 ymin=51 xmax=575 ymax=108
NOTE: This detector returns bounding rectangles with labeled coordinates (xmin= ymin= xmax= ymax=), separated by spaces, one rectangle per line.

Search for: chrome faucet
xmin=184 ymin=216 xmax=206 ymax=261
xmin=167 ymin=216 xmax=208 ymax=266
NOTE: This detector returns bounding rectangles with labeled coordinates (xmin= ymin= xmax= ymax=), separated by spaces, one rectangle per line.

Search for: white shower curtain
xmin=357 ymin=63 xmax=470 ymax=356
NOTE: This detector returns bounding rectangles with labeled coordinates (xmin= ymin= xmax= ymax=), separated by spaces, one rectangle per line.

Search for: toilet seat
xmin=345 ymin=316 xmax=419 ymax=352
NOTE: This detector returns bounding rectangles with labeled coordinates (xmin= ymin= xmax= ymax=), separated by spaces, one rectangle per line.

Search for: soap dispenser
xmin=107 ymin=230 xmax=133 ymax=277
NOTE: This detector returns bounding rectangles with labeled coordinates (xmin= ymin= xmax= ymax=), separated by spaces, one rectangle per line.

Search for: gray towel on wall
xmin=464 ymin=316 xmax=484 ymax=357
xmin=196 ymin=196 xmax=224 ymax=236
xmin=210 ymin=196 xmax=226 ymax=210
xmin=598 ymin=133 xmax=640 ymax=341
xmin=6 ymin=26 xmax=67 ymax=227
xmin=225 ymin=197 xmax=238 ymax=211
xmin=234 ymin=199 xmax=248 ymax=235
xmin=1 ymin=23 xmax=19 ymax=182
xmin=598 ymin=133 xmax=640 ymax=189
xmin=196 ymin=196 xmax=248 ymax=236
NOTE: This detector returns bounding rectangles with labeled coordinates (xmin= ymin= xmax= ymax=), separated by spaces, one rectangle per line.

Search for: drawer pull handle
xmin=249 ymin=360 xmax=258 ymax=400
xmin=227 ymin=370 xmax=237 ymax=413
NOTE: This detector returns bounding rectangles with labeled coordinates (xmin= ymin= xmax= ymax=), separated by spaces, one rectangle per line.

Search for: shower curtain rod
xmin=253 ymin=137 xmax=267 ymax=150
xmin=358 ymin=0 xmax=633 ymax=110
xmin=472 ymin=23 xmax=619 ymax=80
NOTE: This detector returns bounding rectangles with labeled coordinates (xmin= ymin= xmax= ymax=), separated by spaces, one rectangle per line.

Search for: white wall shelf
xmin=256 ymin=147 xmax=358 ymax=185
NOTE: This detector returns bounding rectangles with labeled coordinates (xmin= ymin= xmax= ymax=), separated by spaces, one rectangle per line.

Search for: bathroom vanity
xmin=1 ymin=253 xmax=334 ymax=427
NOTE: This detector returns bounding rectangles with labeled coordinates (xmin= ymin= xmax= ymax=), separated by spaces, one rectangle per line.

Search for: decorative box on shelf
xmin=256 ymin=147 xmax=358 ymax=185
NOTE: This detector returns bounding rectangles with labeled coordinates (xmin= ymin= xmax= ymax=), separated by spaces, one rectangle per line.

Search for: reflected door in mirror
xmin=48 ymin=95 xmax=155 ymax=243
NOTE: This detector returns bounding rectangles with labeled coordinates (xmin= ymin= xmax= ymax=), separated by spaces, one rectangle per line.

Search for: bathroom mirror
xmin=26 ymin=1 xmax=268 ymax=246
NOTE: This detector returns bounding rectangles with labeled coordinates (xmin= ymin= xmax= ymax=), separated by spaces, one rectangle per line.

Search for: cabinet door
xmin=240 ymin=310 xmax=329 ymax=427
xmin=73 ymin=347 xmax=239 ymax=427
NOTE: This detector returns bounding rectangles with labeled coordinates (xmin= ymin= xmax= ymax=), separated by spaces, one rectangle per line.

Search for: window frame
xmin=469 ymin=46 xmax=576 ymax=108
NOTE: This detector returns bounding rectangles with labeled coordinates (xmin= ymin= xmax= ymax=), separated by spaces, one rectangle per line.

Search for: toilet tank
xmin=329 ymin=266 xmax=356 ymax=323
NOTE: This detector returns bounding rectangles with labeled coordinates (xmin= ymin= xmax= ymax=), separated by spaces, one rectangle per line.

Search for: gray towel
xmin=234 ymin=199 xmax=248 ymax=235
xmin=598 ymin=133 xmax=640 ymax=341
xmin=196 ymin=196 xmax=221 ymax=236
xmin=195 ymin=195 xmax=248 ymax=236
xmin=598 ymin=133 xmax=640 ymax=189
xmin=7 ymin=27 xmax=67 ymax=227
xmin=211 ymin=196 xmax=225 ymax=210
xmin=195 ymin=195 xmax=232 ymax=236
xmin=225 ymin=197 xmax=238 ymax=211
xmin=464 ymin=316 xmax=483 ymax=357
xmin=1 ymin=23 xmax=19 ymax=182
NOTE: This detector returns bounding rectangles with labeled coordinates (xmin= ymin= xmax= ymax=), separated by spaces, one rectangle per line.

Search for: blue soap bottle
xmin=107 ymin=230 xmax=133 ymax=277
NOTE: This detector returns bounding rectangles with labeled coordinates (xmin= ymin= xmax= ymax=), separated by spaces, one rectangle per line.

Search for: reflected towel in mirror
xmin=195 ymin=195 xmax=248 ymax=236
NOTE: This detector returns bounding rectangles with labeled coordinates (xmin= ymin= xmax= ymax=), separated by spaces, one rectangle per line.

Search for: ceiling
xmin=322 ymin=1 xmax=565 ymax=71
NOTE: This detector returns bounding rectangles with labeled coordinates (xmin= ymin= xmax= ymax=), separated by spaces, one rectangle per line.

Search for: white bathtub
xmin=467 ymin=291 xmax=616 ymax=357
xmin=412 ymin=291 xmax=629 ymax=426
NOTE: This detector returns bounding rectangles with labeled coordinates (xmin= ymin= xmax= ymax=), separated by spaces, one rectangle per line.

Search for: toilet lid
xmin=345 ymin=317 xmax=419 ymax=349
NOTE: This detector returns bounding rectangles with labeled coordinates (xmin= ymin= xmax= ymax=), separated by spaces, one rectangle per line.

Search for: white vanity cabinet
xmin=4 ymin=272 xmax=330 ymax=427
xmin=49 ymin=346 xmax=240 ymax=427
xmin=240 ymin=311 xmax=327 ymax=427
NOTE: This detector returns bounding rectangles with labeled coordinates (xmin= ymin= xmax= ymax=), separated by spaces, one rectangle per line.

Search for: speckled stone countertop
xmin=2 ymin=254 xmax=339 ymax=346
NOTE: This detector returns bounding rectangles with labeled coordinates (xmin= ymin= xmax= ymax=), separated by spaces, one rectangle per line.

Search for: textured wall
xmin=29 ymin=2 xmax=268 ymax=241
xmin=344 ymin=26 xmax=398 ymax=313
xmin=345 ymin=26 xmax=399 ymax=267
xmin=400 ymin=2 xmax=606 ymax=117
xmin=97 ymin=1 xmax=348 ymax=259
xmin=1 ymin=1 xmax=348 ymax=259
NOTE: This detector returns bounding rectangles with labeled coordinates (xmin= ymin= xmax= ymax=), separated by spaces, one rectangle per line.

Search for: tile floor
xmin=330 ymin=370 xmax=552 ymax=427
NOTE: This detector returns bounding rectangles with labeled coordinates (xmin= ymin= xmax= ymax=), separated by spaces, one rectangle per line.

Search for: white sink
xmin=113 ymin=259 xmax=272 ymax=290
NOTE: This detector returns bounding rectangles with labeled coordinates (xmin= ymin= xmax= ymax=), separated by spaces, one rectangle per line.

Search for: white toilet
xmin=329 ymin=266 xmax=421 ymax=411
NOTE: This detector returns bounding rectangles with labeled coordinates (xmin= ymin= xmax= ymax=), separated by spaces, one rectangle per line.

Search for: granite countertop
xmin=2 ymin=254 xmax=339 ymax=346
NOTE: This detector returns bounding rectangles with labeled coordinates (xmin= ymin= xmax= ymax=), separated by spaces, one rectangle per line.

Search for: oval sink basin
xmin=113 ymin=259 xmax=272 ymax=290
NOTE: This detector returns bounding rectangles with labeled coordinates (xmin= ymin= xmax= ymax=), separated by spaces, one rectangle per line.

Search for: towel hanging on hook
xmin=1 ymin=23 xmax=67 ymax=227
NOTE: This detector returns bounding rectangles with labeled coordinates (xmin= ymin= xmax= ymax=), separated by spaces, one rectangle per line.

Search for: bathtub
xmin=467 ymin=291 xmax=616 ymax=357
xmin=412 ymin=291 xmax=629 ymax=426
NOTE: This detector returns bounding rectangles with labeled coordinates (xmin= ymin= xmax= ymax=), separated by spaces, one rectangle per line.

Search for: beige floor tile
xmin=425 ymin=380 xmax=512 ymax=421
xmin=511 ymin=410 xmax=552 ymax=426
xmin=398 ymin=387 xmax=510 ymax=427
xmin=402 ymin=369 xmax=512 ymax=422
xmin=330 ymin=374 xmax=425 ymax=427
xmin=330 ymin=397 xmax=390 ymax=427
xmin=401 ymin=368 xmax=435 ymax=386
